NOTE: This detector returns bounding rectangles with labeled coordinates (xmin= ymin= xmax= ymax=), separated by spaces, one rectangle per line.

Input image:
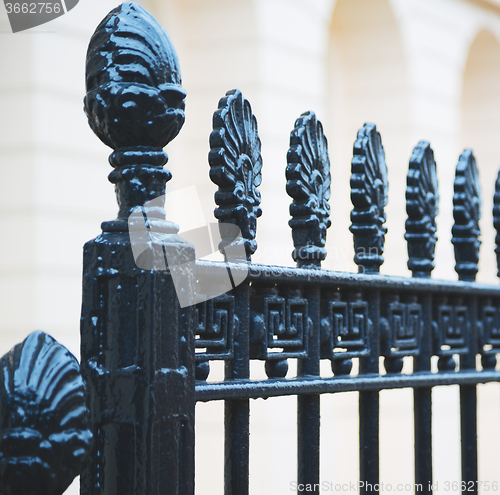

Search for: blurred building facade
xmin=2 ymin=0 xmax=500 ymax=493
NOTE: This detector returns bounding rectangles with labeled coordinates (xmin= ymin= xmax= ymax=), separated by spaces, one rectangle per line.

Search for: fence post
xmin=80 ymin=4 xmax=195 ymax=494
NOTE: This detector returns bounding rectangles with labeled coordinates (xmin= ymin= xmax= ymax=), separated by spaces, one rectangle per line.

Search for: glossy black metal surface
xmin=493 ymin=170 xmax=500 ymax=277
xmin=405 ymin=141 xmax=439 ymax=278
xmin=81 ymin=4 xmax=195 ymax=495
xmin=0 ymin=331 xmax=92 ymax=495
xmin=84 ymin=2 xmax=185 ymax=151
xmin=224 ymin=284 xmax=250 ymax=495
xmin=5 ymin=2 xmax=497 ymax=494
xmin=348 ymin=123 xmax=387 ymax=492
xmin=452 ymin=149 xmax=481 ymax=282
xmin=208 ymin=88 xmax=263 ymax=495
xmin=209 ymin=89 xmax=263 ymax=261
xmin=404 ymin=141 xmax=438 ymax=492
xmin=286 ymin=110 xmax=331 ymax=268
xmin=350 ymin=123 xmax=388 ymax=274
xmin=286 ymin=111 xmax=330 ymax=490
xmin=195 ymin=369 xmax=500 ymax=401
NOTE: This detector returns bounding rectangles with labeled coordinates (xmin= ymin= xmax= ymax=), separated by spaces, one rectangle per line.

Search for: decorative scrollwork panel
xmin=433 ymin=297 xmax=469 ymax=370
xmin=381 ymin=295 xmax=421 ymax=358
xmin=380 ymin=295 xmax=422 ymax=373
xmin=250 ymin=285 xmax=309 ymax=364
xmin=479 ymin=299 xmax=500 ymax=368
xmin=321 ymin=290 xmax=370 ymax=374
xmin=195 ymin=294 xmax=237 ymax=362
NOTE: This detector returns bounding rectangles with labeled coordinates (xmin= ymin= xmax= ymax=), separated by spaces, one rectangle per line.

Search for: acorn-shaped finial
xmin=84 ymin=2 xmax=186 ymax=150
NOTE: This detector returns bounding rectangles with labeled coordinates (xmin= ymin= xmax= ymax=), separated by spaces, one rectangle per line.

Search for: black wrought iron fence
xmin=2 ymin=3 xmax=500 ymax=495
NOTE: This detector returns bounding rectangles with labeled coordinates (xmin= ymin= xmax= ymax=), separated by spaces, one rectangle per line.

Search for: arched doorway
xmin=461 ymin=29 xmax=500 ymax=284
xmin=327 ymin=0 xmax=412 ymax=276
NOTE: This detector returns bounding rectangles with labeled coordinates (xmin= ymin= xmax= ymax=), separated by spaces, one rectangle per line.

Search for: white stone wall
xmin=0 ymin=0 xmax=122 ymax=360
xmin=2 ymin=0 xmax=500 ymax=493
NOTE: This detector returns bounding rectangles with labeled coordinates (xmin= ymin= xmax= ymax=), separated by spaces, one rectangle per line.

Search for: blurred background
xmin=1 ymin=0 xmax=500 ymax=493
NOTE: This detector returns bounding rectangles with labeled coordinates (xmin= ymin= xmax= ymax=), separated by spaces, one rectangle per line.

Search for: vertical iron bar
xmin=286 ymin=110 xmax=330 ymax=491
xmin=460 ymin=296 xmax=478 ymax=493
xmin=349 ymin=123 xmax=387 ymax=494
xmin=414 ymin=293 xmax=433 ymax=494
xmin=225 ymin=283 xmax=250 ymax=495
xmin=297 ymin=285 xmax=321 ymax=490
xmin=460 ymin=384 xmax=477 ymax=490
xmin=359 ymin=290 xmax=380 ymax=494
xmin=451 ymin=150 xmax=480 ymax=493
xmin=405 ymin=141 xmax=438 ymax=495
xmin=208 ymin=89 xmax=262 ymax=495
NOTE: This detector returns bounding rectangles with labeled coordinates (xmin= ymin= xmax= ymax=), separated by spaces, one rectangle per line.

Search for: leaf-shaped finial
xmin=84 ymin=2 xmax=186 ymax=151
xmin=209 ymin=89 xmax=263 ymax=260
xmin=493 ymin=171 xmax=500 ymax=277
xmin=452 ymin=149 xmax=481 ymax=281
xmin=405 ymin=141 xmax=439 ymax=278
xmin=0 ymin=332 xmax=92 ymax=495
xmin=349 ymin=123 xmax=389 ymax=273
xmin=286 ymin=111 xmax=331 ymax=268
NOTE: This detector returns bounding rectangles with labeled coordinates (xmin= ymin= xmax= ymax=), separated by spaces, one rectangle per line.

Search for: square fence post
xmin=80 ymin=4 xmax=195 ymax=494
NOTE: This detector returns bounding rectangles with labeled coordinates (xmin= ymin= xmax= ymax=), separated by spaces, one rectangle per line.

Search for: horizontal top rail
xmin=195 ymin=259 xmax=500 ymax=296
